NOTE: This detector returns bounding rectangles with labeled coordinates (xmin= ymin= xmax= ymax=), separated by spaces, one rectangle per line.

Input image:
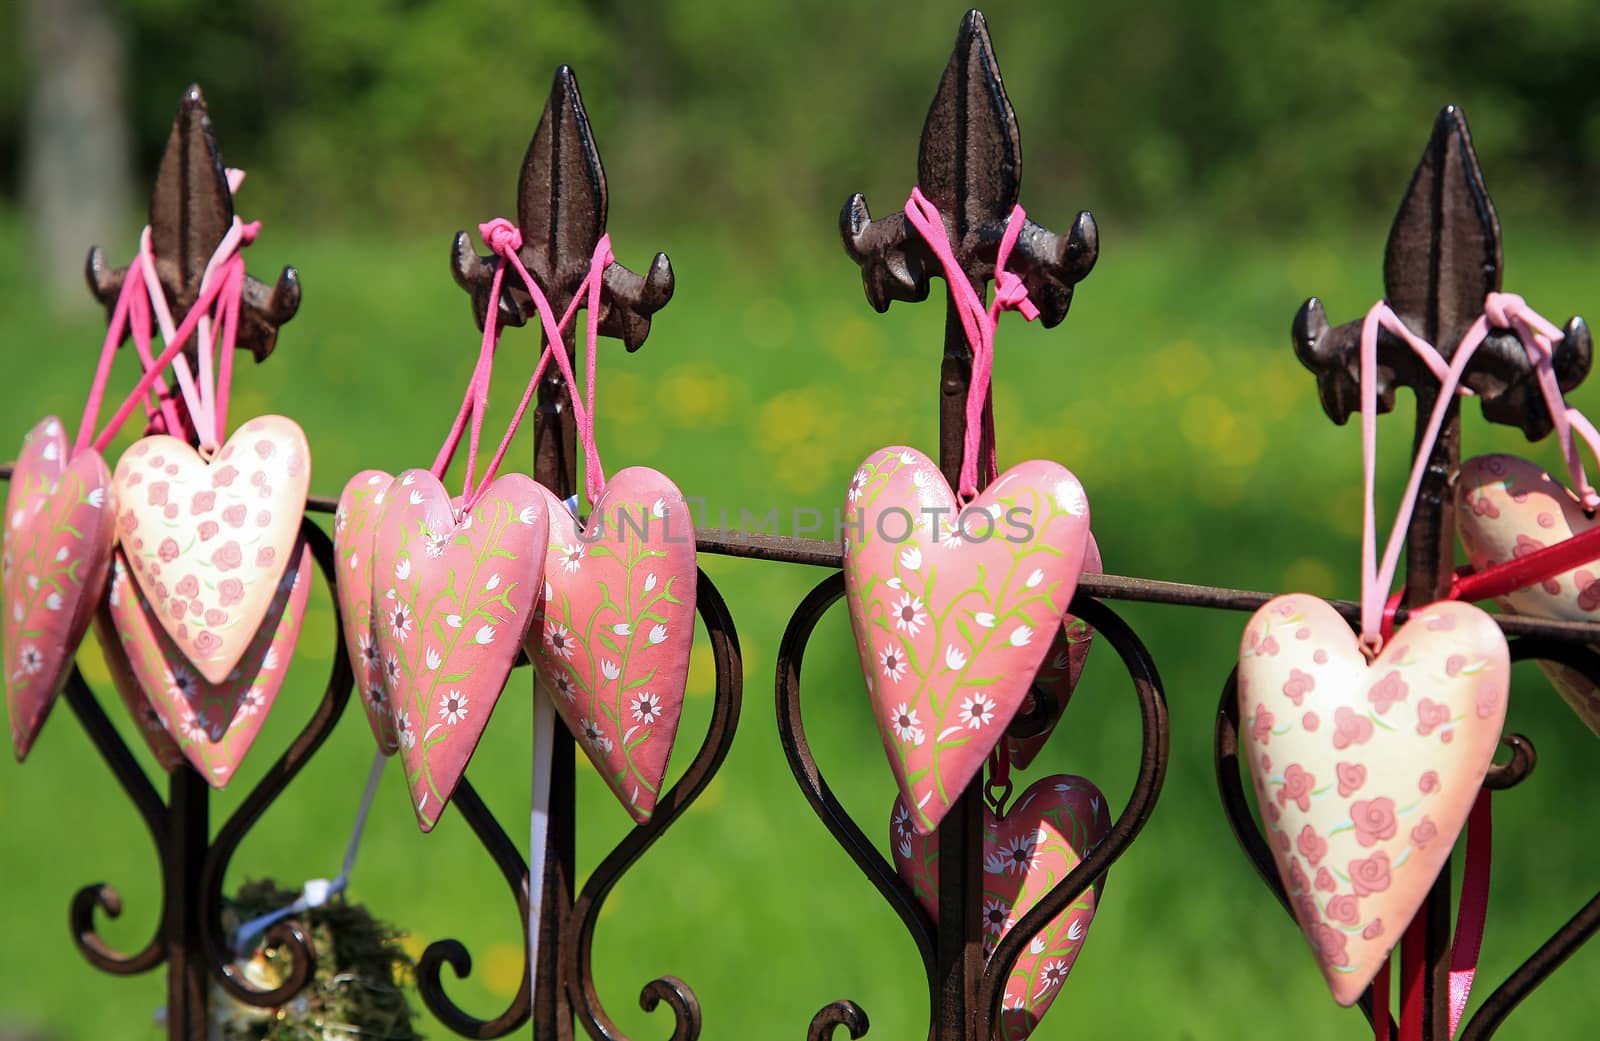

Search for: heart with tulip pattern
xmin=892 ymin=775 xmax=1110 ymax=1040
xmin=844 ymin=446 xmax=1092 ymax=835
xmin=1238 ymin=595 xmax=1507 ymax=1005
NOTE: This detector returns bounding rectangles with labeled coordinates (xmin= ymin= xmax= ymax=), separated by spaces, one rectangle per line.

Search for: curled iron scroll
xmin=64 ymin=666 xmax=170 ymax=975
xmin=199 ymin=518 xmax=352 ymax=1006
xmin=569 ymin=568 xmax=743 ymax=1041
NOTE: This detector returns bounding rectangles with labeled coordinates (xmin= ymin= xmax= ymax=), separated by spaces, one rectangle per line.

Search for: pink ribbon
xmin=901 ymin=187 xmax=1037 ymax=498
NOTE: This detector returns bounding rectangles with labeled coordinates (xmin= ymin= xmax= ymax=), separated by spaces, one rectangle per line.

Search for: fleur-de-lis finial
xmin=85 ymin=85 xmax=300 ymax=362
xmin=452 ymin=65 xmax=674 ymax=349
xmin=1293 ymin=106 xmax=1591 ymax=439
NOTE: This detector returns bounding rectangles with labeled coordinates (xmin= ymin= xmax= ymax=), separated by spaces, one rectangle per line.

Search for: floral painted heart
xmin=110 ymin=415 xmax=310 ymax=684
xmin=1006 ymin=535 xmax=1101 ymax=770
xmin=333 ymin=469 xmax=399 ymax=753
xmin=1456 ymin=454 xmax=1600 ymax=734
xmin=95 ymin=541 xmax=311 ymax=786
xmin=524 ymin=467 xmax=696 ymax=824
xmin=891 ymin=775 xmax=1110 ymax=1040
xmin=372 ymin=469 xmax=548 ymax=832
xmin=844 ymin=446 xmax=1092 ymax=835
xmin=1238 ymin=595 xmax=1508 ymax=1005
xmin=3 ymin=417 xmax=116 ymax=759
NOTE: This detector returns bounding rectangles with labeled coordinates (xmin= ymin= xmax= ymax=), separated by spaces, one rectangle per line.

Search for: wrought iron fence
xmin=6 ymin=8 xmax=1599 ymax=1041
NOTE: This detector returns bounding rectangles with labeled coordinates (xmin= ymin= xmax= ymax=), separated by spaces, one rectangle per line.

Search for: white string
xmin=232 ymin=751 xmax=387 ymax=954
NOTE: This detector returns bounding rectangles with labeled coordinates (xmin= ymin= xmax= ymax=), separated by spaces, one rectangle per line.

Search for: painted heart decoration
xmin=372 ymin=469 xmax=548 ymax=832
xmin=94 ymin=602 xmax=186 ymax=772
xmin=3 ymin=417 xmax=116 ymax=760
xmin=525 ymin=467 xmax=696 ymax=823
xmin=1238 ymin=595 xmax=1508 ymax=1005
xmin=844 ymin=446 xmax=1092 ymax=835
xmin=892 ymin=775 xmax=1111 ymax=1040
xmin=1006 ymin=535 xmax=1101 ymax=770
xmin=333 ymin=469 xmax=399 ymax=753
xmin=1456 ymin=454 xmax=1600 ymax=734
xmin=96 ymin=542 xmax=311 ymax=786
xmin=110 ymin=415 xmax=310 ymax=684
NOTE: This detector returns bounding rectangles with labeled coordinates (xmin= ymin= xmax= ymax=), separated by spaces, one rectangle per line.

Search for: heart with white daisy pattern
xmin=891 ymin=775 xmax=1110 ymax=1040
xmin=524 ymin=467 xmax=696 ymax=824
xmin=843 ymin=446 xmax=1092 ymax=835
xmin=371 ymin=469 xmax=548 ymax=832
xmin=3 ymin=416 xmax=116 ymax=760
xmin=96 ymin=541 xmax=311 ymax=786
xmin=333 ymin=469 xmax=399 ymax=754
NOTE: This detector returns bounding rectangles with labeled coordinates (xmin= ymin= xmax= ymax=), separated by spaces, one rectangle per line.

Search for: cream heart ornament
xmin=110 ymin=415 xmax=310 ymax=684
xmin=1456 ymin=453 xmax=1600 ymax=733
xmin=3 ymin=417 xmax=116 ymax=759
xmin=892 ymin=775 xmax=1110 ymax=1040
xmin=1238 ymin=595 xmax=1508 ymax=1005
xmin=525 ymin=467 xmax=695 ymax=824
xmin=96 ymin=542 xmax=311 ymax=786
xmin=372 ymin=469 xmax=548 ymax=832
xmin=844 ymin=446 xmax=1091 ymax=835
xmin=1006 ymin=535 xmax=1101 ymax=770
xmin=333 ymin=469 xmax=399 ymax=753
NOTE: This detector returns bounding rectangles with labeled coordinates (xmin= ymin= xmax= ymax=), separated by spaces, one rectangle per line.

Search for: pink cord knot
xmin=994 ymin=270 xmax=1039 ymax=322
xmin=593 ymin=233 xmax=614 ymax=270
xmin=479 ymin=218 xmax=523 ymax=258
xmin=237 ymin=220 xmax=262 ymax=248
xmin=1483 ymin=291 xmax=1526 ymax=332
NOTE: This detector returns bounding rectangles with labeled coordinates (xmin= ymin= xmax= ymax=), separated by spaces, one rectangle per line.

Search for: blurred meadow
xmin=3 ymin=2 xmax=1600 ymax=1039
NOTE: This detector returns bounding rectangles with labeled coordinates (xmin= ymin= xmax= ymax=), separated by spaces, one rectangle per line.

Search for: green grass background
xmin=1 ymin=204 xmax=1599 ymax=1040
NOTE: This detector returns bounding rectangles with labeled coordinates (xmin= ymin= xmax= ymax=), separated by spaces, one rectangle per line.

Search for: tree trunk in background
xmin=22 ymin=0 xmax=131 ymax=312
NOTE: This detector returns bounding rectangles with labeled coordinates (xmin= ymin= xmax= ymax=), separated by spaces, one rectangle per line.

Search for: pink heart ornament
xmin=525 ymin=467 xmax=696 ymax=824
xmin=110 ymin=415 xmax=310 ymax=684
xmin=1456 ymin=453 xmax=1600 ymax=733
xmin=3 ymin=417 xmax=116 ymax=760
xmin=333 ymin=469 xmax=399 ymax=753
xmin=372 ymin=469 xmax=548 ymax=832
xmin=891 ymin=775 xmax=1111 ymax=1041
xmin=95 ymin=541 xmax=311 ymax=786
xmin=1237 ymin=595 xmax=1507 ymax=1005
xmin=844 ymin=446 xmax=1091 ymax=835
xmin=1006 ymin=535 xmax=1101 ymax=769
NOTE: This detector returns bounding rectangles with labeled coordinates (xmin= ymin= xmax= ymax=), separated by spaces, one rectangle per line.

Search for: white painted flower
xmin=348 ymin=553 xmax=360 ymax=572
xmin=401 ymin=472 xmax=416 ymax=486
xmin=87 ymin=488 xmax=105 ymax=509
xmin=26 ymin=575 xmax=38 ymax=591
xmin=368 ymin=473 xmax=386 ymax=486
xmin=1041 ymin=960 xmax=1070 ymax=988
xmin=960 ymin=693 xmax=994 ymax=729
xmin=560 ymin=544 xmax=585 ymax=572
xmin=601 ymin=659 xmax=621 ymax=680
xmin=644 ymin=573 xmax=657 ymax=593
xmin=543 ymin=580 xmax=554 ymax=602
xmin=239 ymin=687 xmax=267 ymax=717
xmin=944 ymin=644 xmax=967 ymax=671
xmin=1054 ymin=481 xmax=1088 ymax=516
xmin=384 ymin=654 xmax=401 ymax=686
xmin=580 ymin=718 xmax=613 ymax=754
xmin=518 ymin=505 xmax=538 ymax=525
xmin=892 ymin=593 xmax=927 ymax=637
xmin=892 ymin=801 xmax=912 ymax=839
xmin=445 ymin=613 xmax=462 ymax=629
xmin=44 ymin=592 xmax=62 ymax=612
xmin=425 ymin=647 xmax=442 ymax=671
xmin=551 ymin=673 xmax=578 ymax=700
xmin=651 ymin=498 xmax=666 ymax=518
xmin=1025 ymin=568 xmax=1044 ymax=589
xmin=1030 ymin=935 xmax=1047 ymax=955
xmin=9 ymin=509 xmax=21 ymax=529
xmin=900 ymin=546 xmax=922 ymax=571
xmin=896 ymin=836 xmax=913 ymax=860
xmin=54 ymin=546 xmax=68 ymax=562
xmin=485 ymin=572 xmax=500 ymax=591
xmin=1009 ymin=625 xmax=1033 ymax=647
xmin=474 ymin=624 xmax=496 ymax=645
xmin=18 ymin=645 xmax=43 ymax=675
xmin=41 ymin=441 xmax=58 ymax=461
xmin=886 ymin=576 xmax=902 ymax=590
xmin=263 ymin=647 xmax=279 ymax=672
xmin=899 ymin=451 xmax=917 ymax=465
xmin=975 ymin=612 xmax=996 ymax=629
xmin=408 ymin=489 xmax=424 ymax=506
xmin=168 ymin=666 xmax=198 ymax=700
xmin=387 ymin=601 xmax=413 ymax=642
xmin=995 ymin=832 xmax=1039 ymax=876
xmin=365 ymin=684 xmax=387 ymax=712
xmin=889 ymin=702 xmax=921 ymax=743
xmin=395 ymin=557 xmax=411 ymax=581
xmin=1067 ymin=919 xmax=1085 ymax=942
xmin=648 ymin=623 xmax=668 ymax=645
xmin=940 ymin=521 xmax=964 ymax=548
xmin=981 ymin=897 xmax=1011 ymax=936
xmin=424 ymin=529 xmax=451 ymax=558
xmin=631 ymin=692 xmax=663 ymax=724
xmin=612 ymin=622 xmax=632 ymax=636
xmin=545 ymin=624 xmax=574 ymax=659
xmin=374 ymin=490 xmax=385 ymax=506
xmin=879 ymin=645 xmax=908 ymax=683
xmin=847 ymin=468 xmax=869 ymax=502
xmin=911 ymin=469 xmax=928 ymax=490
xmin=398 ymin=714 xmax=416 ymax=749
xmin=179 ymin=715 xmax=209 ymax=742
xmin=438 ymin=689 xmax=469 ymax=725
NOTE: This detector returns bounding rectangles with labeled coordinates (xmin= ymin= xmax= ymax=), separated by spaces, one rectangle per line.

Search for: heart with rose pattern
xmin=110 ymin=415 xmax=310 ymax=684
xmin=3 ymin=416 xmax=116 ymax=760
xmin=1456 ymin=454 xmax=1600 ymax=734
xmin=891 ymin=775 xmax=1110 ymax=1040
xmin=1237 ymin=595 xmax=1507 ymax=1005
xmin=333 ymin=469 xmax=399 ymax=754
xmin=524 ymin=467 xmax=696 ymax=824
xmin=371 ymin=469 xmax=547 ymax=832
xmin=844 ymin=446 xmax=1091 ymax=835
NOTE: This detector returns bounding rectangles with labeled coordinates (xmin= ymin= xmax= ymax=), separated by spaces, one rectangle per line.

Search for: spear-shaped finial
xmin=85 ymin=84 xmax=300 ymax=362
xmin=1293 ymin=106 xmax=1591 ymax=439
xmin=451 ymin=65 xmax=674 ymax=349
